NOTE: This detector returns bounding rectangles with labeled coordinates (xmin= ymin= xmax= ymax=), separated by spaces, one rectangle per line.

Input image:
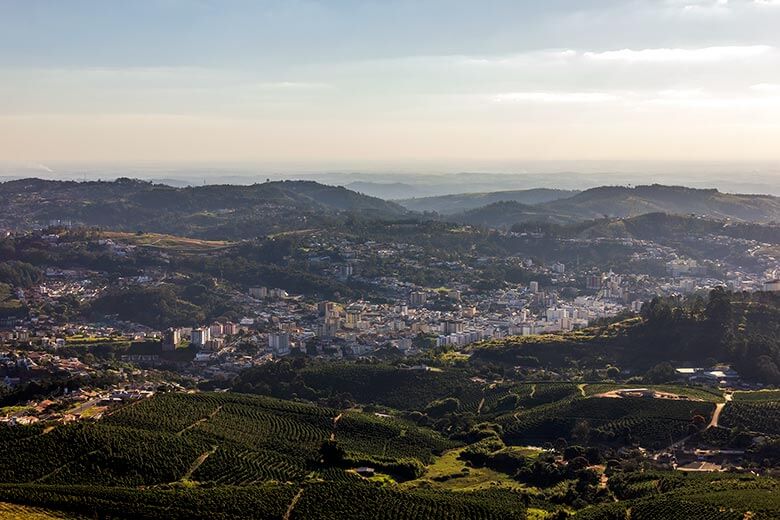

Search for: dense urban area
xmin=0 ymin=178 xmax=778 ymax=519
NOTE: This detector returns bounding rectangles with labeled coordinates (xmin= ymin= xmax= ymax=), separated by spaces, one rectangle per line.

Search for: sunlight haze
xmin=2 ymin=0 xmax=780 ymax=164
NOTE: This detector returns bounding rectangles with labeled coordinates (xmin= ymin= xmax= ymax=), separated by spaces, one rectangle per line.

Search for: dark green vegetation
xmin=397 ymin=188 xmax=577 ymax=215
xmin=0 ymin=392 xmax=453 ymax=486
xmin=511 ymin=211 xmax=780 ymax=244
xmin=0 ymin=392 xmax=528 ymax=519
xmin=87 ymin=285 xmax=243 ymax=330
xmin=543 ymin=185 xmax=780 ymax=222
xmin=234 ymin=362 xmax=486 ymax=411
xmin=0 ymin=178 xmax=406 ymax=240
xmin=458 ymin=201 xmax=576 ymax=227
xmin=2 ymin=180 xmax=779 ymax=241
xmin=577 ymin=472 xmax=779 ymax=520
xmin=233 ymin=361 xmax=718 ymax=449
xmin=0 ymin=483 xmax=532 ymax=520
xmin=0 ymin=283 xmax=26 ymax=320
xmin=1 ymin=374 xmax=778 ymax=518
xmin=473 ymin=290 xmax=780 ymax=385
xmin=498 ymin=396 xmax=714 ymax=449
xmin=444 ymin=185 xmax=780 ymax=227
xmin=720 ymin=400 xmax=780 ymax=436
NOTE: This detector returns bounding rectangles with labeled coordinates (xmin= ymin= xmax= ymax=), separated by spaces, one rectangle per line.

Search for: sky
xmin=2 ymin=0 xmax=780 ymax=167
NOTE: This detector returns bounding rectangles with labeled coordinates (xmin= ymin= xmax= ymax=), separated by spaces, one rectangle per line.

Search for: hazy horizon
xmin=2 ymin=159 xmax=780 ymax=197
xmin=3 ymin=1 xmax=780 ymax=165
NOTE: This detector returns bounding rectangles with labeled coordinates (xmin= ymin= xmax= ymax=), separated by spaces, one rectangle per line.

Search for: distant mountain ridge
xmin=544 ymin=184 xmax=780 ymax=222
xmin=397 ymin=188 xmax=577 ymax=214
xmin=0 ymin=178 xmax=407 ymax=239
xmin=1 ymin=179 xmax=777 ymax=238
xmin=448 ymin=184 xmax=780 ymax=227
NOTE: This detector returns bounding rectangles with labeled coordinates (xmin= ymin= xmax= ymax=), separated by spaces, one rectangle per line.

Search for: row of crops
xmin=498 ymin=396 xmax=715 ymax=448
xmin=0 ymin=501 xmax=82 ymax=520
xmin=299 ymin=364 xmax=486 ymax=411
xmin=576 ymin=472 xmax=780 ymax=520
xmin=732 ymin=390 xmax=780 ymax=401
xmin=720 ymin=400 xmax=780 ymax=435
xmin=583 ymin=384 xmax=725 ymax=403
xmin=0 ymin=392 xmax=455 ymax=488
xmin=5 ymin=472 xmax=772 ymax=520
xmin=334 ymin=413 xmax=457 ymax=463
xmin=0 ymin=484 xmax=297 ymax=520
xmin=290 ymin=482 xmax=527 ymax=520
xmin=0 ymin=482 xmax=529 ymax=520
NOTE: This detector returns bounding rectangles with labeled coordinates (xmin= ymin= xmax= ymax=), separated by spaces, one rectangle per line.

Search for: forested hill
xmin=431 ymin=185 xmax=780 ymax=228
xmin=0 ymin=178 xmax=407 ymax=239
xmin=543 ymin=185 xmax=780 ymax=222
xmin=456 ymin=201 xmax=573 ymax=227
xmin=510 ymin=213 xmax=780 ymax=244
xmin=397 ymin=188 xmax=577 ymax=215
xmin=471 ymin=289 xmax=780 ymax=385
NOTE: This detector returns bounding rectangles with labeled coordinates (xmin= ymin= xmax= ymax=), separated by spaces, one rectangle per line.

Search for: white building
xmin=191 ymin=328 xmax=211 ymax=346
xmin=268 ymin=332 xmax=291 ymax=355
xmin=764 ymin=279 xmax=780 ymax=292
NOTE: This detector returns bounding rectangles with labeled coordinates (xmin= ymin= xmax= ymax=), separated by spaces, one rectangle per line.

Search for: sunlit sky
xmin=2 ymin=0 xmax=780 ymax=166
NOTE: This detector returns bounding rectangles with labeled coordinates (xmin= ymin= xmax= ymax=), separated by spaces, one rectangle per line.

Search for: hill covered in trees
xmin=397 ymin=189 xmax=577 ymax=215
xmin=543 ymin=185 xmax=780 ymax=222
xmin=1 ymin=378 xmax=777 ymax=519
xmin=0 ymin=178 xmax=407 ymax=240
xmin=472 ymin=289 xmax=780 ymax=385
xmin=433 ymin=185 xmax=780 ymax=228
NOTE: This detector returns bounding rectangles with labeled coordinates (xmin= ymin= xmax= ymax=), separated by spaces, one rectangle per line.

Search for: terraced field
xmin=499 ymin=396 xmax=714 ymax=449
xmin=0 ymin=393 xmax=454 ymax=487
xmin=0 ymin=502 xmax=83 ymax=519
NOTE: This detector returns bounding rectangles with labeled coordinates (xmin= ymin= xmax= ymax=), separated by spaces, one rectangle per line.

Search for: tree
xmin=424 ymin=397 xmax=461 ymax=418
xmin=645 ymin=362 xmax=677 ymax=384
xmin=572 ymin=420 xmax=591 ymax=444
xmin=319 ymin=440 xmax=345 ymax=466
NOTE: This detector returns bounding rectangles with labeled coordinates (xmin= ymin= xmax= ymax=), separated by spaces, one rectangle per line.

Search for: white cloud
xmin=584 ymin=45 xmax=772 ymax=63
xmin=250 ymin=81 xmax=332 ymax=91
xmin=460 ymin=50 xmax=577 ymax=66
xmin=492 ymin=92 xmax=619 ymax=104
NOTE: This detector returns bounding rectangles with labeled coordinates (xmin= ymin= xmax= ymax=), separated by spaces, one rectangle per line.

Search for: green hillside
xmin=0 ymin=380 xmax=777 ymax=518
xmin=444 ymin=185 xmax=780 ymax=228
xmin=397 ymin=189 xmax=577 ymax=215
xmin=0 ymin=178 xmax=407 ymax=239
xmin=542 ymin=185 xmax=780 ymax=223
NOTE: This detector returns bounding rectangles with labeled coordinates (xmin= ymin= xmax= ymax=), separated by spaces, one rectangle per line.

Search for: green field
xmin=0 ymin=384 xmax=776 ymax=519
xmin=0 ymin=502 xmax=83 ymax=520
xmin=720 ymin=400 xmax=780 ymax=435
xmin=732 ymin=390 xmax=780 ymax=402
xmin=499 ymin=396 xmax=715 ymax=449
xmin=583 ymin=384 xmax=725 ymax=403
xmin=400 ymin=447 xmax=535 ymax=492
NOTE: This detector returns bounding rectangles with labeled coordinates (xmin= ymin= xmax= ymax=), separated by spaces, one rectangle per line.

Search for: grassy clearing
xmin=400 ymin=447 xmax=529 ymax=492
xmin=0 ymin=406 xmax=30 ymax=417
xmin=0 ymin=502 xmax=80 ymax=519
xmin=583 ymin=384 xmax=724 ymax=402
xmin=526 ymin=508 xmax=555 ymax=520
xmin=438 ymin=351 xmax=471 ymax=363
xmin=100 ymin=231 xmax=233 ymax=252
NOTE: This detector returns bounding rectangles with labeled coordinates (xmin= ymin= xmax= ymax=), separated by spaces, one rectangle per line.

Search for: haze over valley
xmin=1 ymin=1 xmax=780 ymax=519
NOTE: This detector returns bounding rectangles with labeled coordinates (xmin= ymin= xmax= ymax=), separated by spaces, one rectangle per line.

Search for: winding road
xmin=708 ymin=392 xmax=733 ymax=429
